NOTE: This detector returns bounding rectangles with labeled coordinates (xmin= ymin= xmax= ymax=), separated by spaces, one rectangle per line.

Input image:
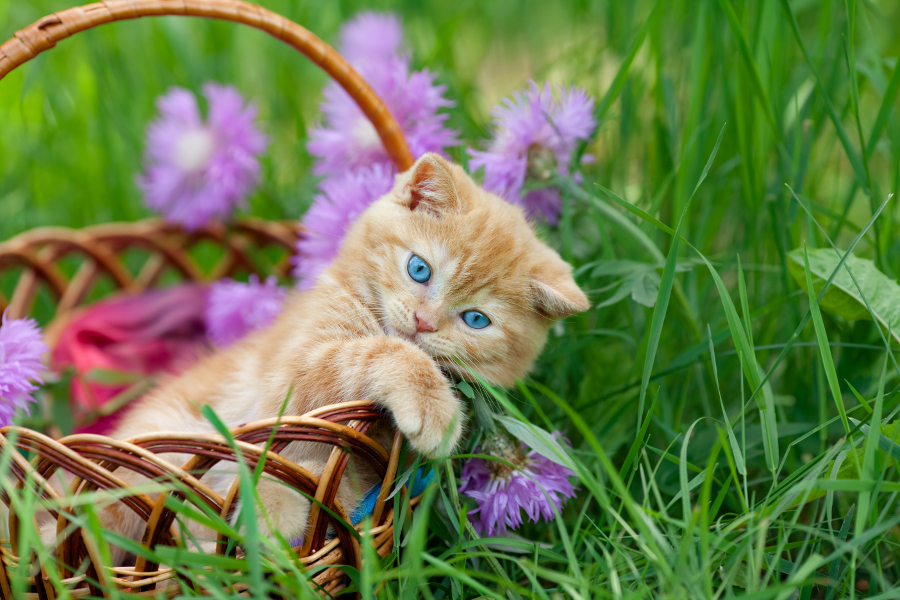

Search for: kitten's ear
xmin=403 ymin=153 xmax=463 ymax=215
xmin=531 ymin=256 xmax=591 ymax=319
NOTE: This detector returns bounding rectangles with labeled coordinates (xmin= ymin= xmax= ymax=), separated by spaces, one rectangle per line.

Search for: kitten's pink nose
xmin=415 ymin=311 xmax=436 ymax=333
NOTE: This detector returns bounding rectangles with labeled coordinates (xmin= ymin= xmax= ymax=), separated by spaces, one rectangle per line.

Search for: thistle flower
xmin=338 ymin=11 xmax=405 ymax=66
xmin=468 ymin=81 xmax=596 ymax=223
xmin=205 ymin=276 xmax=287 ymax=347
xmin=138 ymin=83 xmax=268 ymax=231
xmin=0 ymin=311 xmax=48 ymax=427
xmin=307 ymin=12 xmax=458 ymax=176
xmin=293 ymin=163 xmax=395 ymax=288
xmin=459 ymin=431 xmax=576 ymax=537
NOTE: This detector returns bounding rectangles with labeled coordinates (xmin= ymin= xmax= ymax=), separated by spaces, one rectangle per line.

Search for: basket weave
xmin=0 ymin=2 xmax=419 ymax=597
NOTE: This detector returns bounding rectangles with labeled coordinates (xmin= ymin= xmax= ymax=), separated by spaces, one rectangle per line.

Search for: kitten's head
xmin=328 ymin=153 xmax=590 ymax=386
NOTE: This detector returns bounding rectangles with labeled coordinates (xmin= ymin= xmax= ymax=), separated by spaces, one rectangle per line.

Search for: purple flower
xmin=138 ymin=83 xmax=268 ymax=231
xmin=293 ymin=163 xmax=395 ymax=288
xmin=307 ymin=12 xmax=458 ymax=176
xmin=205 ymin=276 xmax=286 ymax=347
xmin=468 ymin=81 xmax=596 ymax=223
xmin=0 ymin=310 xmax=48 ymax=427
xmin=459 ymin=432 xmax=577 ymax=537
xmin=338 ymin=11 xmax=405 ymax=66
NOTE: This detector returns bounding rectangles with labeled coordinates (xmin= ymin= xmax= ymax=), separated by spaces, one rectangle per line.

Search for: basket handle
xmin=0 ymin=0 xmax=415 ymax=171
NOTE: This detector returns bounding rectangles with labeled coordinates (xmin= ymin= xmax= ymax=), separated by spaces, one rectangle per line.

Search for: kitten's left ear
xmin=402 ymin=153 xmax=464 ymax=216
xmin=531 ymin=254 xmax=591 ymax=319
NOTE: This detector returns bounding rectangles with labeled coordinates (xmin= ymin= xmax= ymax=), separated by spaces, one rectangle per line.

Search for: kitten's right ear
xmin=402 ymin=153 xmax=463 ymax=216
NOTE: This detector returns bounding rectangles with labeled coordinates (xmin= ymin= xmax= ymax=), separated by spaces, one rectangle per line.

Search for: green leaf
xmin=494 ymin=414 xmax=575 ymax=471
xmin=84 ymin=367 xmax=143 ymax=385
xmin=590 ymin=260 xmax=696 ymax=309
xmin=788 ymin=247 xmax=900 ymax=340
xmin=455 ymin=380 xmax=475 ymax=399
xmin=50 ymin=391 xmax=75 ymax=437
xmin=850 ymin=418 xmax=900 ymax=462
xmin=590 ymin=259 xmax=654 ymax=277
xmin=630 ymin=271 xmax=660 ymax=308
xmin=595 ymin=281 xmax=634 ymax=308
xmin=589 ymin=259 xmax=692 ymax=278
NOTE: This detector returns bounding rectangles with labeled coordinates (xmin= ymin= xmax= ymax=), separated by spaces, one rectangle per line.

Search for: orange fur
xmin=68 ymin=153 xmax=589 ymax=560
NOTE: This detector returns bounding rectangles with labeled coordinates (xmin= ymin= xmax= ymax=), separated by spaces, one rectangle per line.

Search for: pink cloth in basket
xmin=52 ymin=284 xmax=210 ymax=435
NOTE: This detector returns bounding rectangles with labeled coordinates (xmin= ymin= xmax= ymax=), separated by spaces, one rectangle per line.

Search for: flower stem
xmin=442 ymin=459 xmax=524 ymax=600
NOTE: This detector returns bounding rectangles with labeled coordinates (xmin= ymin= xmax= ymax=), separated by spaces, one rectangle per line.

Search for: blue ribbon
xmin=350 ymin=467 xmax=434 ymax=525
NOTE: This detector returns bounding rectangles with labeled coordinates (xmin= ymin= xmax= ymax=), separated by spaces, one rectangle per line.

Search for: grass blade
xmin=801 ymin=246 xmax=854 ymax=441
xmin=709 ymin=325 xmax=746 ymax=475
xmin=856 ymin=349 xmax=888 ymax=539
xmin=778 ymin=0 xmax=869 ymax=191
xmin=637 ymin=124 xmax=725 ymax=422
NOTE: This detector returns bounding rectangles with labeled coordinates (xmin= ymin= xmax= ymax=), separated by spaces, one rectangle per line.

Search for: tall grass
xmin=2 ymin=0 xmax=900 ymax=597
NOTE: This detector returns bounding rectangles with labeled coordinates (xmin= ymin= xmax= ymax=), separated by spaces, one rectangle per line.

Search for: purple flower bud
xmin=469 ymin=81 xmax=596 ymax=224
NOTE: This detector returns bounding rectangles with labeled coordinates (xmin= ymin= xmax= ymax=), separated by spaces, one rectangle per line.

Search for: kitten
xmin=53 ymin=153 xmax=589 ymax=559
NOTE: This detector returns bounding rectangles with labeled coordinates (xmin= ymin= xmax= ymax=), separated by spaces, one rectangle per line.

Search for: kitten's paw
xmin=389 ymin=383 xmax=463 ymax=458
xmin=251 ymin=480 xmax=311 ymax=543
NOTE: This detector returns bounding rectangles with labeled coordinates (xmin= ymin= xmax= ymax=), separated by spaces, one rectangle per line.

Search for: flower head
xmin=293 ymin=163 xmax=395 ymax=288
xmin=307 ymin=12 xmax=458 ymax=176
xmin=0 ymin=311 xmax=48 ymax=427
xmin=138 ymin=83 xmax=268 ymax=231
xmin=468 ymin=81 xmax=596 ymax=223
xmin=459 ymin=431 xmax=576 ymax=537
xmin=205 ymin=276 xmax=287 ymax=347
xmin=338 ymin=11 xmax=405 ymax=66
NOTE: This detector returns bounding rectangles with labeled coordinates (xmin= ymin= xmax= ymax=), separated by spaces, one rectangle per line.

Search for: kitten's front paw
xmin=389 ymin=382 xmax=463 ymax=458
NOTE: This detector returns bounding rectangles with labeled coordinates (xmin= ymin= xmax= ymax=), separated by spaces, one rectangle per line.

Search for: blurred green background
xmin=2 ymin=0 xmax=898 ymax=265
xmin=0 ymin=0 xmax=630 ymax=238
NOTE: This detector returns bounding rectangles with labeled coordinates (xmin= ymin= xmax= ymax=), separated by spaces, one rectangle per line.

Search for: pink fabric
xmin=52 ymin=284 xmax=210 ymax=435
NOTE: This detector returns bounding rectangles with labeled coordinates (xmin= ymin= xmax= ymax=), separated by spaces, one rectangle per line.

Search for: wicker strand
xmin=0 ymin=0 xmax=414 ymax=172
xmin=0 ymin=219 xmax=300 ymax=341
xmin=0 ymin=404 xmax=401 ymax=598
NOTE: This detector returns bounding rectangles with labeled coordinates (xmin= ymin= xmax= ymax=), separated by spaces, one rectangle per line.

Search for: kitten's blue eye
xmin=462 ymin=310 xmax=491 ymax=329
xmin=407 ymin=254 xmax=432 ymax=283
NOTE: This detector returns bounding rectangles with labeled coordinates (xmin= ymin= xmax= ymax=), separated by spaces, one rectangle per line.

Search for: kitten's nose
xmin=415 ymin=311 xmax=436 ymax=333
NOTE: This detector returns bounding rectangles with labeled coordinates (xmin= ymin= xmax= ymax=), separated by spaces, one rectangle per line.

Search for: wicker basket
xmin=0 ymin=2 xmax=419 ymax=597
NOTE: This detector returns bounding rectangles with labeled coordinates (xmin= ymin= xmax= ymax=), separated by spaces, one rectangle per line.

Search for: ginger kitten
xmin=74 ymin=153 xmax=589 ymax=559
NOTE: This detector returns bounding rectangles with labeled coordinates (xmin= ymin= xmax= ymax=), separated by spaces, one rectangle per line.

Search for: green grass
xmin=3 ymin=0 xmax=900 ymax=597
